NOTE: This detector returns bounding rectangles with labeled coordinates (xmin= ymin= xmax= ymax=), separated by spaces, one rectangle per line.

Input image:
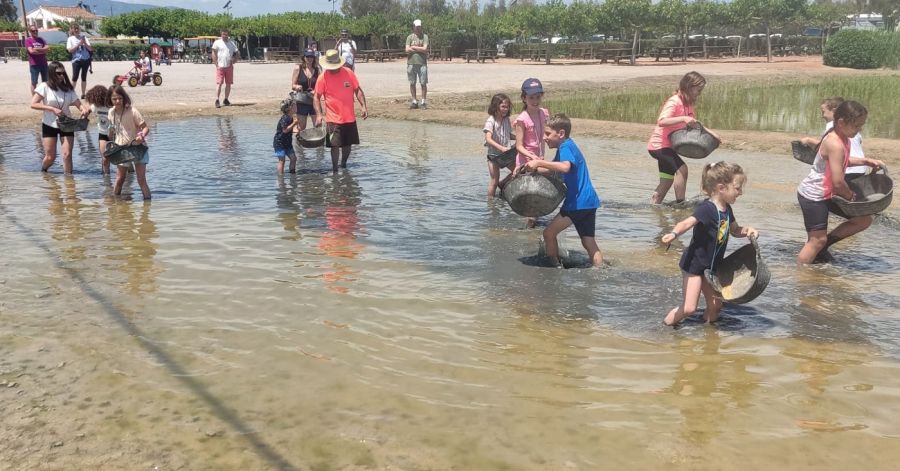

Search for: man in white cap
xmin=405 ymin=19 xmax=429 ymax=109
xmin=314 ymin=49 xmax=368 ymax=173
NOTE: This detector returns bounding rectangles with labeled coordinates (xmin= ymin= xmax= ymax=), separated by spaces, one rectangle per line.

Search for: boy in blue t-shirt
xmin=521 ymin=114 xmax=602 ymax=267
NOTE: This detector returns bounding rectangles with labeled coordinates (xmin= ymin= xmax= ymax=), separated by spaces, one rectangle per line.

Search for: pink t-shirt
xmin=514 ymin=107 xmax=549 ymax=166
xmin=647 ymin=94 xmax=695 ymax=151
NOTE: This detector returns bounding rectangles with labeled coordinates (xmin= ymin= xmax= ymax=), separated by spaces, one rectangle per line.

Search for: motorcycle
xmin=112 ymin=61 xmax=163 ymax=88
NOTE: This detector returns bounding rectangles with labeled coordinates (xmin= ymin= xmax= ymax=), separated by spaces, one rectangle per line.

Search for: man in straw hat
xmin=405 ymin=19 xmax=429 ymax=109
xmin=314 ymin=49 xmax=368 ymax=173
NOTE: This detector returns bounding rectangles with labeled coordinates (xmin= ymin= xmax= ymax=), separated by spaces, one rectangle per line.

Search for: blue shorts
xmin=559 ymin=208 xmax=597 ymax=238
xmin=30 ymin=64 xmax=48 ymax=86
xmin=274 ymin=147 xmax=295 ymax=159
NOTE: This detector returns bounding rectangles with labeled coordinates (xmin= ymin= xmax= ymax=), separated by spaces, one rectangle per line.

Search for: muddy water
xmin=1 ymin=117 xmax=900 ymax=470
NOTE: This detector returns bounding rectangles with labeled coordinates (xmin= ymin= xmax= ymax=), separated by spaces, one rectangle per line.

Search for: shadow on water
xmin=0 ymin=201 xmax=298 ymax=471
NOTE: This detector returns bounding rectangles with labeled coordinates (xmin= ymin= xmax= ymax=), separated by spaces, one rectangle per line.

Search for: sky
xmin=117 ymin=0 xmax=339 ymax=17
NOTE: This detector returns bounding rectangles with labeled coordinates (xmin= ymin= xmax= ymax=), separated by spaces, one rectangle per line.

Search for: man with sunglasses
xmin=25 ymin=27 xmax=49 ymax=95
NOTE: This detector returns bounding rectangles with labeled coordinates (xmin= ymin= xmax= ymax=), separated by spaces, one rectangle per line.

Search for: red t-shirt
xmin=314 ymin=67 xmax=359 ymax=124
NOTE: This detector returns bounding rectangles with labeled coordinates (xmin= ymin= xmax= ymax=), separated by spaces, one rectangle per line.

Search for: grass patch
xmin=473 ymin=76 xmax=900 ymax=139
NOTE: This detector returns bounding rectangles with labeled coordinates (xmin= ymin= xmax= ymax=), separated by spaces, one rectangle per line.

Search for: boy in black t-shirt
xmin=273 ymin=99 xmax=298 ymax=174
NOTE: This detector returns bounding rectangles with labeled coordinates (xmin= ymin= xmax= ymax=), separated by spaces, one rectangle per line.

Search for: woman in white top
xmin=30 ymin=61 xmax=86 ymax=174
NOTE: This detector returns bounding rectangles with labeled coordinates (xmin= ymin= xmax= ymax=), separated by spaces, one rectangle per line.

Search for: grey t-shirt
xmin=406 ymin=33 xmax=428 ymax=65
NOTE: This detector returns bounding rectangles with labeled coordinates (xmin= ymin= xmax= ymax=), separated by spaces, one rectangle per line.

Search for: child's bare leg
xmin=798 ymin=230 xmax=827 ymax=264
xmin=652 ymin=174 xmax=673 ymax=204
xmin=276 ymin=157 xmax=285 ymax=174
xmin=580 ymin=236 xmax=603 ymax=267
xmin=700 ymin=278 xmax=723 ymax=323
xmin=487 ymin=161 xmax=500 ymax=197
xmin=41 ymin=137 xmax=57 ymax=171
xmin=542 ymin=215 xmax=571 ymax=265
xmin=134 ymin=163 xmax=151 ymax=200
xmin=664 ymin=273 xmax=703 ymax=326
xmin=114 ymin=165 xmax=127 ymax=195
xmin=827 ymin=216 xmax=873 ymax=247
xmin=672 ymin=165 xmax=688 ymax=202
xmin=60 ymin=136 xmax=74 ymax=175
xmin=99 ymin=140 xmax=110 ymax=174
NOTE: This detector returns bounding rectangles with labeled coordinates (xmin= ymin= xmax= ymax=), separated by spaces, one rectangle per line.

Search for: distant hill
xmin=23 ymin=0 xmax=160 ymax=17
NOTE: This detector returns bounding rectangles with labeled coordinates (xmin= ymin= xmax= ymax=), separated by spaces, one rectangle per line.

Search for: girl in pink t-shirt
xmin=513 ymin=78 xmax=550 ymax=228
xmin=646 ymin=72 xmax=721 ymax=204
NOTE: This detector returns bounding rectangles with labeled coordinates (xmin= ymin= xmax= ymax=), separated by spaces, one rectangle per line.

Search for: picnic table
xmin=464 ymin=48 xmax=497 ymax=63
xmin=653 ymin=46 xmax=705 ymax=61
xmin=431 ymin=46 xmax=453 ymax=61
xmin=520 ymin=45 xmax=551 ymax=62
xmin=595 ymin=48 xmax=635 ymax=64
xmin=265 ymin=47 xmax=299 ymax=62
xmin=358 ymin=49 xmax=405 ymax=62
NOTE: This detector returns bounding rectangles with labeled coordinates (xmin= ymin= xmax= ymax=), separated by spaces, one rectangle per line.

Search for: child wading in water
xmin=661 ymin=162 xmax=758 ymax=326
xmin=483 ymin=93 xmax=514 ymax=197
xmin=521 ymin=114 xmax=602 ymax=267
xmin=83 ymin=85 xmax=113 ymax=174
xmin=108 ymin=85 xmax=151 ymax=200
xmin=646 ymin=72 xmax=722 ymax=204
xmin=796 ymin=100 xmax=884 ymax=264
xmin=799 ymin=96 xmax=868 ymax=176
xmin=514 ymin=78 xmax=549 ymax=227
xmin=274 ymin=99 xmax=299 ymax=174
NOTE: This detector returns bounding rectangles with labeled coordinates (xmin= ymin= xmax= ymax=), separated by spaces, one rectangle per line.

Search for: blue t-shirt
xmin=554 ymin=138 xmax=600 ymax=211
xmin=273 ymin=114 xmax=293 ymax=150
xmin=679 ymin=199 xmax=736 ymax=275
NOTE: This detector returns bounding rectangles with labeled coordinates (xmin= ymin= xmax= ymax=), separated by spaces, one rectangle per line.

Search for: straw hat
xmin=319 ymin=49 xmax=345 ymax=71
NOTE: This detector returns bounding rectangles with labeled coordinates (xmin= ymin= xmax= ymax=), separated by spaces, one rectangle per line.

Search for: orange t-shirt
xmin=314 ymin=67 xmax=359 ymax=124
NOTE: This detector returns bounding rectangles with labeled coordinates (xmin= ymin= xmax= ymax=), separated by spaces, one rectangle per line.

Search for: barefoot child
xmin=521 ymin=114 xmax=602 ymax=268
xmin=274 ymin=99 xmax=299 ymax=174
xmin=798 ymin=96 xmax=868 ymax=175
xmin=108 ymin=85 xmax=151 ymax=200
xmin=660 ymin=162 xmax=758 ymax=325
xmin=484 ymin=93 xmax=514 ymax=197
xmin=646 ymin=72 xmax=722 ymax=204
xmin=514 ymin=78 xmax=549 ymax=227
xmin=796 ymin=100 xmax=884 ymax=264
xmin=83 ymin=85 xmax=113 ymax=174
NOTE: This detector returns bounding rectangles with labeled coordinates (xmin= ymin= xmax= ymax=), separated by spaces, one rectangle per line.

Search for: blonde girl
xmin=108 ymin=85 xmax=151 ymax=200
xmin=484 ymin=93 xmax=513 ymax=197
xmin=661 ymin=162 xmax=758 ymax=326
xmin=646 ymin=71 xmax=722 ymax=204
xmin=796 ymin=100 xmax=883 ymax=264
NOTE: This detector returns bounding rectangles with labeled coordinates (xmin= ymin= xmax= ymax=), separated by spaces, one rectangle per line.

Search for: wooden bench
xmin=654 ymin=46 xmax=704 ymax=62
xmin=520 ymin=45 xmax=550 ymax=62
xmin=595 ymin=48 xmax=635 ymax=64
xmin=464 ymin=48 xmax=497 ymax=63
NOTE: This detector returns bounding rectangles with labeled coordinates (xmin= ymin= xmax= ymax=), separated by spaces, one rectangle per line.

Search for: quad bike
xmin=112 ymin=61 xmax=163 ymax=87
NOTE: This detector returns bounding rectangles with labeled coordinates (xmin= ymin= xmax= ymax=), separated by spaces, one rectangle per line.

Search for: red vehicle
xmin=112 ymin=61 xmax=163 ymax=87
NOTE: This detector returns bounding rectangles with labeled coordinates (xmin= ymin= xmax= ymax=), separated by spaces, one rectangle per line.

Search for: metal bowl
xmin=298 ymin=127 xmax=326 ymax=148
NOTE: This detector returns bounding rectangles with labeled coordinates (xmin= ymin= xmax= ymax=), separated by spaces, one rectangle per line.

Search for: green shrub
xmin=20 ymin=44 xmax=156 ymax=62
xmin=823 ymin=29 xmax=895 ymax=69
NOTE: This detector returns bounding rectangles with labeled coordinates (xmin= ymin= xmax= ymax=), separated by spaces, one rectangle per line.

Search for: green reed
xmin=525 ymin=76 xmax=900 ymax=139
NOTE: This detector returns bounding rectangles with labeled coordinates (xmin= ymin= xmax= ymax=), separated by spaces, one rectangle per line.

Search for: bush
xmin=20 ymin=44 xmax=156 ymax=62
xmin=823 ymin=29 xmax=896 ymax=69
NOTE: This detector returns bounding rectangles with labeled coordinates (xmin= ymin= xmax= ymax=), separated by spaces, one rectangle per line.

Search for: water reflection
xmin=45 ymin=174 xmax=89 ymax=262
xmin=275 ymin=175 xmax=301 ymax=240
xmin=217 ymin=116 xmax=240 ymax=169
xmin=319 ymin=172 xmax=364 ymax=294
xmin=104 ymin=199 xmax=160 ymax=295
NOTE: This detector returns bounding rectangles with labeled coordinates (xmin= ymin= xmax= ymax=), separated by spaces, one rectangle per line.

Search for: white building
xmin=25 ymin=5 xmax=103 ymax=33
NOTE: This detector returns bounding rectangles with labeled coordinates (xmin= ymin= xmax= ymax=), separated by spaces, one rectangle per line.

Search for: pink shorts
xmin=215 ymin=66 xmax=234 ymax=85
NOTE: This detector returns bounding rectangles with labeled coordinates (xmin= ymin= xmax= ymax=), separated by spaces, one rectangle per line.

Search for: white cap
xmin=413 ymin=19 xmax=422 ymax=27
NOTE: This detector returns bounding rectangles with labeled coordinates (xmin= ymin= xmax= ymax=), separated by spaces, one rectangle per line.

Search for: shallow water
xmin=2 ymin=117 xmax=900 ymax=469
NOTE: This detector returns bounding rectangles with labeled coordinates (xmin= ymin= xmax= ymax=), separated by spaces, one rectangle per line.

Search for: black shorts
xmin=296 ymin=102 xmax=316 ymax=117
xmin=326 ymin=121 xmax=360 ymax=148
xmin=98 ymin=133 xmax=109 ymax=142
xmin=42 ymin=123 xmax=74 ymax=138
xmin=648 ymin=147 xmax=685 ymax=178
xmin=559 ymin=208 xmax=597 ymax=238
xmin=71 ymin=60 xmax=90 ymax=82
xmin=798 ymin=193 xmax=832 ymax=232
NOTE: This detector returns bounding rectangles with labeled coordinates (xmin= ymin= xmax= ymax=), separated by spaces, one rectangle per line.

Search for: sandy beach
xmin=3 ymin=56 xmax=898 ymax=162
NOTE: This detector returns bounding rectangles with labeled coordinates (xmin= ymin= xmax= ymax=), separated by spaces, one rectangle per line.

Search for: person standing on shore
xmin=66 ymin=24 xmax=93 ymax=99
xmin=314 ymin=50 xmax=368 ymax=173
xmin=335 ymin=29 xmax=357 ymax=71
xmin=405 ymin=19 xmax=429 ymax=109
xmin=212 ymin=29 xmax=239 ymax=108
xmin=26 ymin=27 xmax=50 ymax=95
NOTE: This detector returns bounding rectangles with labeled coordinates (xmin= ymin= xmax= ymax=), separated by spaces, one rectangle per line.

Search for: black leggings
xmin=648 ymin=147 xmax=685 ymax=179
xmin=71 ymin=60 xmax=90 ymax=82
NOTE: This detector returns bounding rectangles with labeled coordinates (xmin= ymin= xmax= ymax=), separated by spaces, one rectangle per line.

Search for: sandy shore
xmin=2 ymin=56 xmax=897 ymax=163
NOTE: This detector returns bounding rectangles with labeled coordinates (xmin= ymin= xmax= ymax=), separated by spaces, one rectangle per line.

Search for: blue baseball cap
xmin=304 ymin=49 xmax=316 ymax=57
xmin=521 ymin=78 xmax=543 ymax=95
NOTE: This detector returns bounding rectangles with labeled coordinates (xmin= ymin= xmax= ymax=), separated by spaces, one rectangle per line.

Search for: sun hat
xmin=303 ymin=49 xmax=316 ymax=58
xmin=319 ymin=49 xmax=346 ymax=70
xmin=413 ymin=19 xmax=422 ymax=27
xmin=340 ymin=28 xmax=349 ymax=34
xmin=521 ymin=78 xmax=544 ymax=96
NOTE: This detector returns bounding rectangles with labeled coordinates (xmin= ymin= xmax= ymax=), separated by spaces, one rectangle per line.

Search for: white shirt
xmin=34 ymin=82 xmax=78 ymax=127
xmin=338 ymin=39 xmax=357 ymax=65
xmin=824 ymin=121 xmax=866 ymax=174
xmin=140 ymin=56 xmax=151 ymax=71
xmin=212 ymin=38 xmax=238 ymax=68
xmin=92 ymin=104 xmax=110 ymax=133
xmin=66 ymin=35 xmax=91 ymax=61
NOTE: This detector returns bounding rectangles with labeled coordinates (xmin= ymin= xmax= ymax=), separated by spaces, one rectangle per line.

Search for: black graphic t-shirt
xmin=679 ymin=199 xmax=735 ymax=275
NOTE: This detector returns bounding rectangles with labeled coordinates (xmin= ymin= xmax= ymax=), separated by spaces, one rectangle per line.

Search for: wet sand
xmin=2 ymin=56 xmax=898 ymax=163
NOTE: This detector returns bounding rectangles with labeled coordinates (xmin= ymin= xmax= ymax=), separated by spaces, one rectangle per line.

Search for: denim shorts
xmin=407 ymin=64 xmax=427 ymax=85
xmin=30 ymin=64 xmax=48 ymax=86
xmin=274 ymin=147 xmax=295 ymax=159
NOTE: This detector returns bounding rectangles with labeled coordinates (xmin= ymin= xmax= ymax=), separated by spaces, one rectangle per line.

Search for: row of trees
xmin=97 ymin=1 xmax=886 ymax=63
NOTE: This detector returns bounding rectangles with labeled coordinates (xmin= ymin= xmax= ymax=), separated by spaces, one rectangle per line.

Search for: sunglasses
xmin=55 ymin=71 xmax=66 ymax=76
xmin=30 ymin=30 xmax=38 ymax=33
